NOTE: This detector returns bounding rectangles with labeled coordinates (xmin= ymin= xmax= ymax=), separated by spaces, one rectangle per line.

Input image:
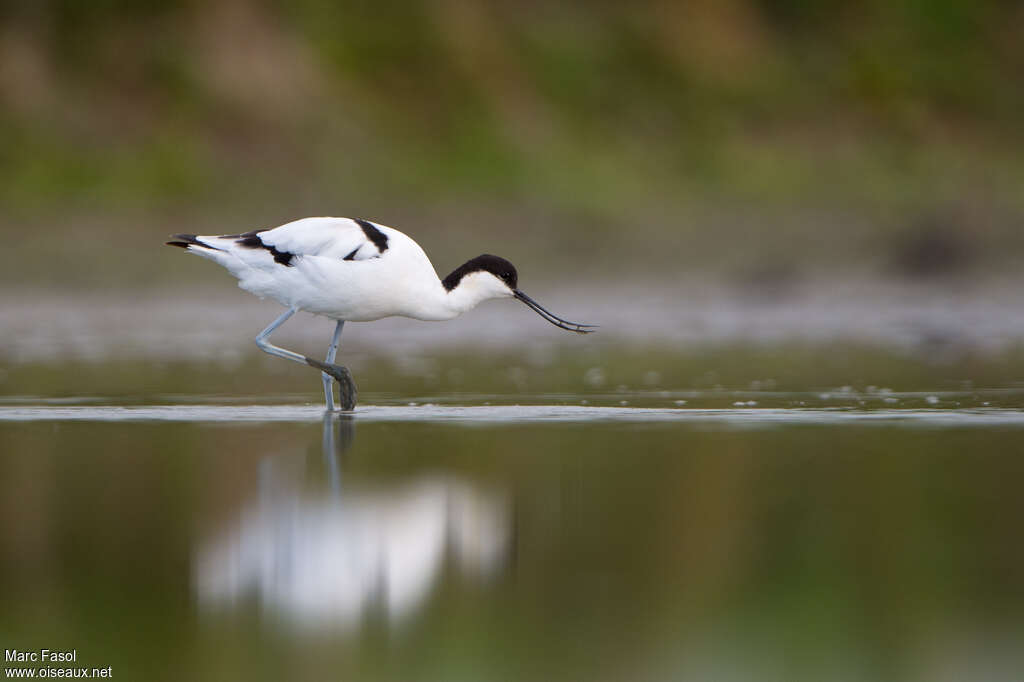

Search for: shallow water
xmin=5 ymin=402 xmax=1024 ymax=427
xmin=2 ymin=390 xmax=1023 ymax=681
xmin=3 ymin=318 xmax=1024 ymax=681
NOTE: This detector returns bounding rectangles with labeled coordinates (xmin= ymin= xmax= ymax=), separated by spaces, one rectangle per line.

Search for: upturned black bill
xmin=514 ymin=290 xmax=597 ymax=334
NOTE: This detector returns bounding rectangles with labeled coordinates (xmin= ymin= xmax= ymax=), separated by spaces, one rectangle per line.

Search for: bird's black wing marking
xmin=167 ymin=233 xmax=225 ymax=251
xmin=167 ymin=233 xmax=203 ymax=249
xmin=354 ymin=218 xmax=389 ymax=254
xmin=235 ymin=230 xmax=296 ymax=266
xmin=343 ymin=247 xmax=361 ymax=261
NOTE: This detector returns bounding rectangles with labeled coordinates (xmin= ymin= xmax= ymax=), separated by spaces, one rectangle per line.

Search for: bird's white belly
xmin=235 ymin=256 xmax=446 ymax=322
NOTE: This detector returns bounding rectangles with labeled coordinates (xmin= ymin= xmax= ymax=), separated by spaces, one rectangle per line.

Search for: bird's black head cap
xmin=443 ymin=254 xmax=518 ymax=292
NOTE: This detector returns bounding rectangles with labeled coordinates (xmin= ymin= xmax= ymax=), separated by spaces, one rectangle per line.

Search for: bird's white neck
xmin=412 ymin=271 xmax=512 ymax=321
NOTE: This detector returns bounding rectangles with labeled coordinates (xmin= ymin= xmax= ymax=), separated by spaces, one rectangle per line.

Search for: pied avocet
xmin=167 ymin=217 xmax=594 ymax=411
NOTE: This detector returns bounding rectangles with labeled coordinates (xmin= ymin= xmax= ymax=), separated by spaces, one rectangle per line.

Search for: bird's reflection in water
xmin=195 ymin=415 xmax=510 ymax=628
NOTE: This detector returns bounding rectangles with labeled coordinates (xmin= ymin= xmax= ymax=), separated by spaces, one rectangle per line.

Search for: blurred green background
xmin=2 ymin=0 xmax=1023 ymax=290
xmin=4 ymin=5 xmax=1024 ymax=681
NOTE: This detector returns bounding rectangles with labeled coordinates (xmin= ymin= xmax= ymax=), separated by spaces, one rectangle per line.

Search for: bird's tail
xmin=166 ymin=233 xmax=240 ymax=270
xmin=166 ymin=233 xmax=222 ymax=250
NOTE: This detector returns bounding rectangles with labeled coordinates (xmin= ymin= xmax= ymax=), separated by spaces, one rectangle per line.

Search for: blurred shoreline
xmin=4 ymin=277 xmax=1024 ymax=364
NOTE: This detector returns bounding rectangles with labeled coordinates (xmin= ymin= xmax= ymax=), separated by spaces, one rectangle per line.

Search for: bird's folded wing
xmin=255 ymin=217 xmax=389 ymax=262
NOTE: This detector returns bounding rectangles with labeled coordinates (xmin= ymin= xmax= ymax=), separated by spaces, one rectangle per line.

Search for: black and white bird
xmin=167 ymin=217 xmax=595 ymax=411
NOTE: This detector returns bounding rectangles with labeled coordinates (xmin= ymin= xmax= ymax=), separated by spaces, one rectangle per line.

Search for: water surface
xmin=3 ymin=318 xmax=1024 ymax=681
xmin=2 ymin=396 xmax=1022 ymax=681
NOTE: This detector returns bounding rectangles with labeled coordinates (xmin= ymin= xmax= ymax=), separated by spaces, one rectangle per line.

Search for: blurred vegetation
xmin=1 ymin=0 xmax=1023 ymax=286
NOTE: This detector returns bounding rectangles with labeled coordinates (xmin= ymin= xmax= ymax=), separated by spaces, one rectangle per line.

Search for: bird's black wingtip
xmin=166 ymin=233 xmax=199 ymax=249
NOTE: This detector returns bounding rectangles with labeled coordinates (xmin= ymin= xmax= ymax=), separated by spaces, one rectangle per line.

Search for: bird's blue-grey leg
xmin=254 ymin=307 xmax=306 ymax=364
xmin=321 ymin=320 xmax=345 ymax=411
xmin=255 ymin=308 xmax=358 ymax=411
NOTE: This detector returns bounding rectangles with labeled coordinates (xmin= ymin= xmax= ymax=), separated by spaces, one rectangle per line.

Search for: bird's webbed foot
xmin=306 ymin=358 xmax=359 ymax=411
xmin=333 ymin=365 xmax=358 ymax=411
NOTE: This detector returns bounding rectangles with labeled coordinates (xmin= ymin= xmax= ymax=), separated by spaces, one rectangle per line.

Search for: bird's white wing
xmin=173 ymin=217 xmax=394 ymax=270
xmin=254 ymin=217 xmax=391 ymax=262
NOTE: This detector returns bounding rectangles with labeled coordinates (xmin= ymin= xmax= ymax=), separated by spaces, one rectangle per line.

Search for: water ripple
xmin=3 ymin=404 xmax=1024 ymax=427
